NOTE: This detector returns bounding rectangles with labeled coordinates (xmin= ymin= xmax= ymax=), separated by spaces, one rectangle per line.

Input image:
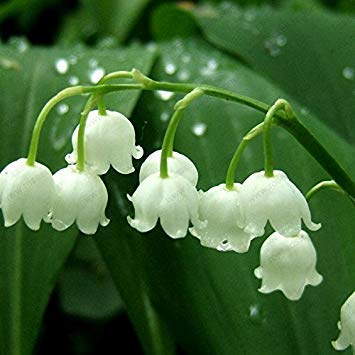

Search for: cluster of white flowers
xmin=129 ymin=151 xmax=323 ymax=301
xmin=0 ymin=109 xmax=142 ymax=234
xmin=0 ymin=106 xmax=353 ymax=353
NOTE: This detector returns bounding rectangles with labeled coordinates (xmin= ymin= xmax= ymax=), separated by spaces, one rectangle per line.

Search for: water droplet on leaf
xmin=192 ymin=122 xmax=207 ymax=136
xmin=165 ymin=63 xmax=177 ymax=75
xmin=155 ymin=90 xmax=175 ymax=101
xmin=55 ymin=58 xmax=69 ymax=74
xmin=89 ymin=67 xmax=105 ymax=84
xmin=56 ymin=103 xmax=69 ymax=115
xmin=342 ymin=67 xmax=354 ymax=80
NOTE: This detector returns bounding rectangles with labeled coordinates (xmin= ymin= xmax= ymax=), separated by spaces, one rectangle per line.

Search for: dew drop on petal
xmin=56 ymin=103 xmax=69 ymax=115
xmin=89 ymin=67 xmax=105 ymax=84
xmin=155 ymin=90 xmax=175 ymax=101
xmin=191 ymin=122 xmax=207 ymax=136
xmin=342 ymin=67 xmax=354 ymax=80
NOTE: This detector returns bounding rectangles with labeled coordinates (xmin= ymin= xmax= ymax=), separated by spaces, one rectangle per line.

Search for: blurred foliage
xmin=0 ymin=0 xmax=354 ymax=354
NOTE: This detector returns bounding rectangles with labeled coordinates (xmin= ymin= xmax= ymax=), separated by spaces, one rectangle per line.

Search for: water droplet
xmin=97 ymin=36 xmax=117 ymax=49
xmin=192 ymin=122 xmax=207 ymax=136
xmin=160 ymin=112 xmax=170 ymax=122
xmin=200 ymin=58 xmax=219 ymax=76
xmin=55 ymin=58 xmax=69 ymax=74
xmin=300 ymin=107 xmax=309 ymax=115
xmin=165 ymin=62 xmax=177 ymax=75
xmin=181 ymin=54 xmax=191 ymax=64
xmin=264 ymin=39 xmax=281 ymax=57
xmin=69 ymin=55 xmax=78 ymax=65
xmin=89 ymin=58 xmax=98 ymax=68
xmin=342 ymin=67 xmax=354 ymax=80
xmin=275 ymin=34 xmax=287 ymax=47
xmin=146 ymin=42 xmax=158 ymax=52
xmin=56 ymin=103 xmax=69 ymax=115
xmin=177 ymin=69 xmax=190 ymax=81
xmin=249 ymin=304 xmax=264 ymax=324
xmin=9 ymin=37 xmax=29 ymax=53
xmin=264 ymin=33 xmax=287 ymax=57
xmin=244 ymin=11 xmax=256 ymax=22
xmin=0 ymin=57 xmax=20 ymax=70
xmin=89 ymin=67 xmax=105 ymax=84
xmin=68 ymin=75 xmax=79 ymax=86
xmin=155 ymin=90 xmax=175 ymax=101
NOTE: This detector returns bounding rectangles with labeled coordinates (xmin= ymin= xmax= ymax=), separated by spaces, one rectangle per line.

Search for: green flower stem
xmin=26 ymin=84 xmax=142 ymax=166
xmin=26 ymin=75 xmax=355 ymax=198
xmin=97 ymin=71 xmax=134 ymax=115
xmin=76 ymin=95 xmax=100 ymax=172
xmin=263 ymin=99 xmax=293 ymax=177
xmin=26 ymin=86 xmax=86 ymax=166
xmin=160 ymin=88 xmax=204 ymax=178
xmin=306 ymin=180 xmax=344 ymax=201
xmin=225 ymin=122 xmax=264 ymax=189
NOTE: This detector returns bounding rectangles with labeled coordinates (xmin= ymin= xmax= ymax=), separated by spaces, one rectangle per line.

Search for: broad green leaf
xmin=0 ymin=43 xmax=155 ymax=355
xmin=193 ymin=4 xmax=355 ymax=145
xmin=97 ymin=38 xmax=354 ymax=354
xmin=58 ymin=237 xmax=124 ymax=320
xmin=59 ymin=0 xmax=151 ymax=45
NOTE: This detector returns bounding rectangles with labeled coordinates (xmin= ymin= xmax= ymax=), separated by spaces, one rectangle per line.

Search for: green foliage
xmin=0 ymin=1 xmax=354 ymax=355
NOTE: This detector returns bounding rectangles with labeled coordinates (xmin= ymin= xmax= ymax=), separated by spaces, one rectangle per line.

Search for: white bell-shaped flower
xmin=127 ymin=173 xmax=203 ymax=239
xmin=332 ymin=291 xmax=355 ymax=354
xmin=190 ymin=183 xmax=256 ymax=253
xmin=47 ymin=165 xmax=109 ymax=234
xmin=66 ymin=110 xmax=143 ymax=175
xmin=254 ymin=231 xmax=323 ymax=301
xmin=240 ymin=170 xmax=321 ymax=238
xmin=139 ymin=150 xmax=198 ymax=186
xmin=0 ymin=158 xmax=54 ymax=230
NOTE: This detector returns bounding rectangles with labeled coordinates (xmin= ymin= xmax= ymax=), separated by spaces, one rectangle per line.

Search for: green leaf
xmin=0 ymin=43 xmax=156 ymax=355
xmin=58 ymin=0 xmax=151 ymax=45
xmin=58 ymin=237 xmax=124 ymax=320
xmin=151 ymin=4 xmax=199 ymax=41
xmin=98 ymin=38 xmax=354 ymax=354
xmin=193 ymin=4 xmax=355 ymax=145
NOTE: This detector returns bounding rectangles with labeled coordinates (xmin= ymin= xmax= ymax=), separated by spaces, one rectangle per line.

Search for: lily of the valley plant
xmin=0 ymin=69 xmax=353 ymax=354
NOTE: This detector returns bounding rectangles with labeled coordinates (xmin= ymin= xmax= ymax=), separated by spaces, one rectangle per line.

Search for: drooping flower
xmin=332 ymin=291 xmax=355 ymax=354
xmin=46 ymin=165 xmax=109 ymax=234
xmin=254 ymin=230 xmax=323 ymax=301
xmin=127 ymin=173 xmax=204 ymax=238
xmin=139 ymin=150 xmax=198 ymax=186
xmin=0 ymin=158 xmax=54 ymax=230
xmin=66 ymin=110 xmax=143 ymax=175
xmin=190 ymin=183 xmax=257 ymax=253
xmin=240 ymin=170 xmax=321 ymax=238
